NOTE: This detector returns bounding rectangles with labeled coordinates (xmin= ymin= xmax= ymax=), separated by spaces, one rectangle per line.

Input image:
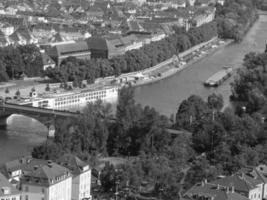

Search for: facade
xmin=20 ymin=161 xmax=72 ymax=200
xmin=0 ymin=172 xmax=21 ymax=200
xmin=192 ymin=8 xmax=216 ymax=27
xmin=57 ymin=154 xmax=92 ymax=200
xmin=19 ymin=86 xmax=118 ymax=109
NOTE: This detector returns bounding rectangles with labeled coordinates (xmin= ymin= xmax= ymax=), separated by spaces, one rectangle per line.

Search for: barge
xmin=204 ymin=67 xmax=233 ymax=87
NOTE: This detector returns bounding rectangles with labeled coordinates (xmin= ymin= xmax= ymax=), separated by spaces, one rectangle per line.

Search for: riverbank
xmin=128 ymin=38 xmax=233 ymax=88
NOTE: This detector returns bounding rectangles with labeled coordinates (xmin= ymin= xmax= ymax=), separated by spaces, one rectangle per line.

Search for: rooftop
xmin=0 ymin=172 xmax=20 ymax=197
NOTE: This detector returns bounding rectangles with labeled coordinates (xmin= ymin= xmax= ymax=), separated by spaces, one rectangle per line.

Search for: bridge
xmin=0 ymin=102 xmax=80 ymax=136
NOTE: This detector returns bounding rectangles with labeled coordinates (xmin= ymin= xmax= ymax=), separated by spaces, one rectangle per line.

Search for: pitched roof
xmin=0 ymin=172 xmax=20 ymax=197
xmin=86 ymin=37 xmax=108 ymax=51
xmin=57 ymin=154 xmax=89 ymax=176
xmin=185 ymin=182 xmax=250 ymax=200
xmin=40 ymin=50 xmax=55 ymax=66
xmin=211 ymin=174 xmax=261 ymax=193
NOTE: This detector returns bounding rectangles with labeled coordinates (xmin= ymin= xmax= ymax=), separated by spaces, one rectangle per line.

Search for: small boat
xmin=204 ymin=67 xmax=233 ymax=87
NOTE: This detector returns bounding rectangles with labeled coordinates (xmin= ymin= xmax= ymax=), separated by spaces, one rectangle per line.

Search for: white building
xmin=192 ymin=8 xmax=216 ymax=27
xmin=20 ymin=160 xmax=72 ymax=200
xmin=0 ymin=172 xmax=21 ymax=200
xmin=57 ymin=154 xmax=92 ymax=200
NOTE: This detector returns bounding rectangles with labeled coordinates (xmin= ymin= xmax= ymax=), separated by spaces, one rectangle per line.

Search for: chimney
xmin=201 ymin=181 xmax=205 ymax=187
xmin=226 ymin=187 xmax=229 ymax=193
xmin=231 ymin=186 xmax=235 ymax=193
xmin=204 ymin=179 xmax=208 ymax=184
xmin=216 ymin=184 xmax=220 ymax=190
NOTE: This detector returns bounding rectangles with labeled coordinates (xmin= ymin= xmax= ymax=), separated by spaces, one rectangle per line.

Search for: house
xmin=44 ymin=41 xmax=91 ymax=66
xmin=57 ymin=154 xmax=92 ymax=200
xmin=211 ymin=174 xmax=263 ymax=200
xmin=184 ymin=180 xmax=250 ymax=200
xmin=0 ymin=172 xmax=21 ymax=200
xmin=20 ymin=160 xmax=72 ymax=200
xmin=239 ymin=165 xmax=267 ymax=200
xmin=40 ymin=49 xmax=56 ymax=70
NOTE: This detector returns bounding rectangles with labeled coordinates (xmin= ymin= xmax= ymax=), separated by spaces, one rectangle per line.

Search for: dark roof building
xmin=44 ymin=41 xmax=91 ymax=66
xmin=86 ymin=37 xmax=109 ymax=59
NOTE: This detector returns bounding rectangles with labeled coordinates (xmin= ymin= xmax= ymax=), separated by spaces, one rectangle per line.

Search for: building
xmin=16 ymin=85 xmax=119 ymax=109
xmin=239 ymin=165 xmax=267 ymax=200
xmin=2 ymin=157 xmax=72 ymax=200
xmin=86 ymin=37 xmax=109 ymax=59
xmin=184 ymin=180 xmax=250 ymax=200
xmin=0 ymin=172 xmax=21 ymax=200
xmin=20 ymin=160 xmax=72 ymax=200
xmin=43 ymin=41 xmax=91 ymax=66
xmin=192 ymin=7 xmax=216 ymax=27
xmin=57 ymin=154 xmax=92 ymax=200
xmin=211 ymin=174 xmax=263 ymax=200
xmin=40 ymin=50 xmax=56 ymax=70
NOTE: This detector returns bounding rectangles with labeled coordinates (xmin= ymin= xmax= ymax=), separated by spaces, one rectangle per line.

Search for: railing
xmin=0 ymin=103 xmax=79 ymax=117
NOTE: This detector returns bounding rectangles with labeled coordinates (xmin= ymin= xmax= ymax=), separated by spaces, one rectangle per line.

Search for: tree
xmin=100 ymin=162 xmax=117 ymax=192
xmin=5 ymin=87 xmax=9 ymax=94
xmin=45 ymin=83 xmax=50 ymax=91
xmin=207 ymin=93 xmax=224 ymax=111
xmin=15 ymin=89 xmax=20 ymax=97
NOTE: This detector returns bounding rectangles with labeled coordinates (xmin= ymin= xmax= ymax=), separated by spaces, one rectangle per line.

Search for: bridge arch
xmin=0 ymin=103 xmax=79 ymax=137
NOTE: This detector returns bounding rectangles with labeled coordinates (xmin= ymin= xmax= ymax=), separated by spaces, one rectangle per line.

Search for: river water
xmin=1 ymin=15 xmax=267 ymax=165
xmin=135 ymin=15 xmax=267 ymax=116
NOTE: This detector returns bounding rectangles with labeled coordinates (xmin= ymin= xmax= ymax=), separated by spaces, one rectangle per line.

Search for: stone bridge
xmin=0 ymin=102 xmax=80 ymax=137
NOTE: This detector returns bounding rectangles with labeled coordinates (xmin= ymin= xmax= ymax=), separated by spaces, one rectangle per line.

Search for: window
xmin=25 ymin=186 xmax=29 ymax=192
xmin=42 ymin=188 xmax=45 ymax=194
xmin=25 ymin=195 xmax=28 ymax=200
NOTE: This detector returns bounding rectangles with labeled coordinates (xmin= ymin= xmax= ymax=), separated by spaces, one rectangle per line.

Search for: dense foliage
xmin=231 ymin=48 xmax=267 ymax=113
xmin=0 ymin=44 xmax=43 ymax=81
xmin=216 ymin=0 xmax=258 ymax=41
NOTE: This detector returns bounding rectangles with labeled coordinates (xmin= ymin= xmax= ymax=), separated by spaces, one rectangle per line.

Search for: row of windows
xmin=55 ymin=90 xmax=107 ymax=102
xmin=0 ymin=197 xmax=18 ymax=200
xmin=250 ymin=193 xmax=261 ymax=199
xmin=54 ymin=94 xmax=107 ymax=106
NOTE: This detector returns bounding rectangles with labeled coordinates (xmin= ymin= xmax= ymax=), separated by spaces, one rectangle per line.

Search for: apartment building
xmin=20 ymin=160 xmax=72 ymax=200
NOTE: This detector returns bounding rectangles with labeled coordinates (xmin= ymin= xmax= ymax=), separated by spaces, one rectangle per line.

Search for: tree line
xmin=216 ymin=0 xmax=258 ymax=42
xmin=0 ymin=44 xmax=43 ymax=81
xmin=44 ymin=21 xmax=218 ymax=86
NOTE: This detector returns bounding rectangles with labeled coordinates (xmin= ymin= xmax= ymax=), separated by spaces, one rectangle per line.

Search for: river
xmin=135 ymin=15 xmax=267 ymax=116
xmin=0 ymin=15 xmax=267 ymax=165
